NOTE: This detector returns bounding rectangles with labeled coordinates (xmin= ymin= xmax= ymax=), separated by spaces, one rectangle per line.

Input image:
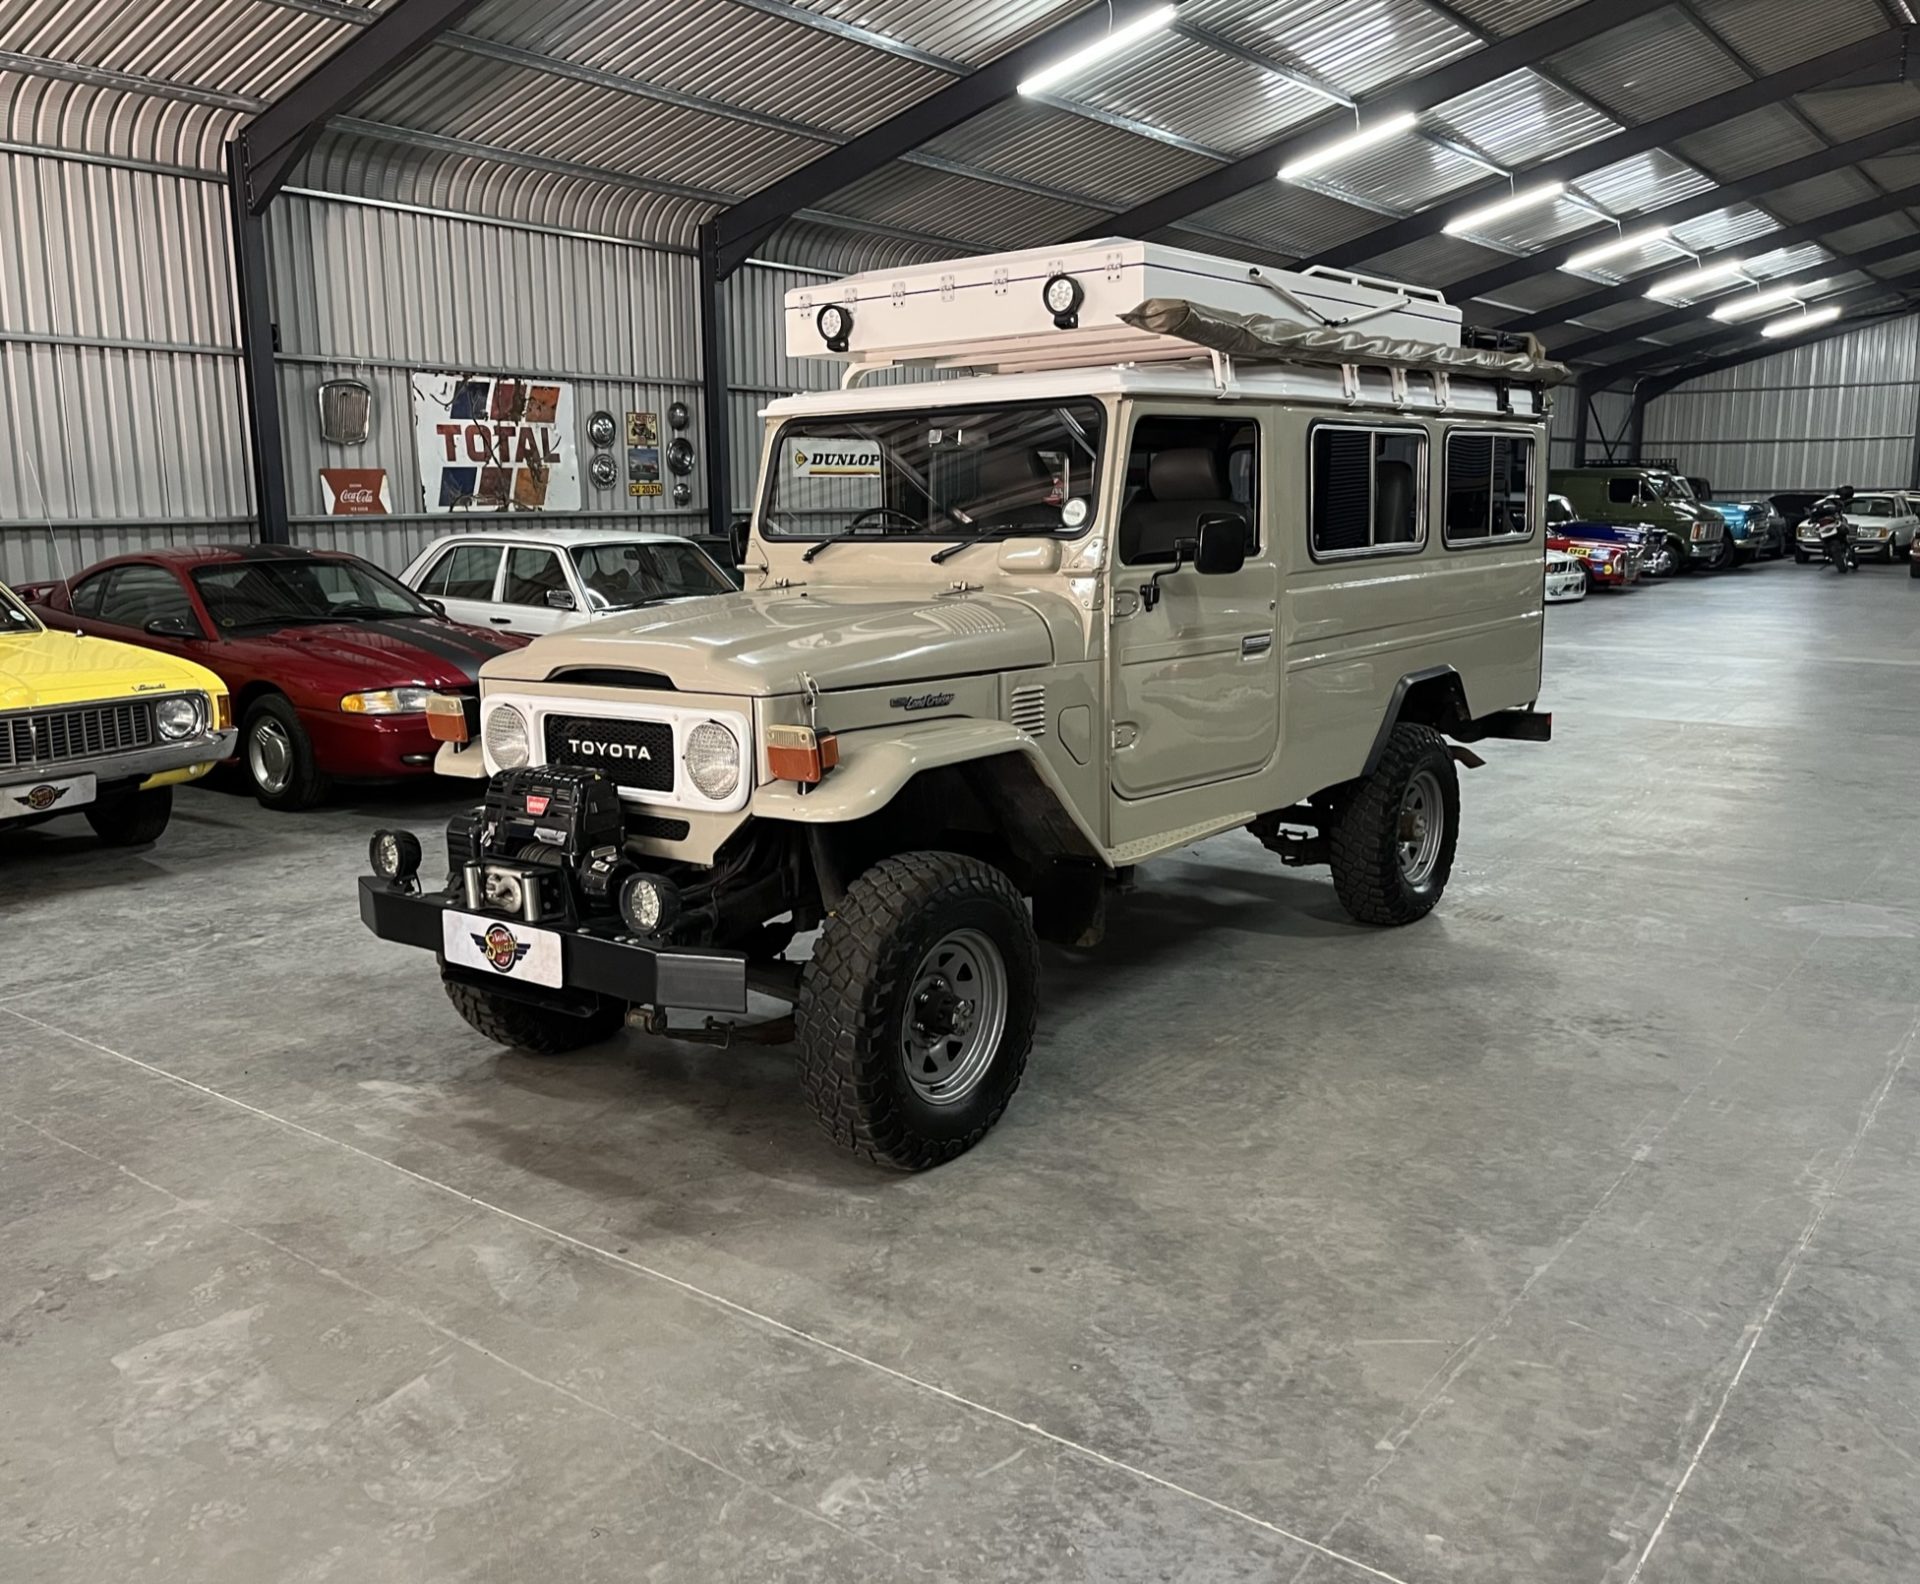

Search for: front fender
xmin=751 ymin=718 xmax=1105 ymax=857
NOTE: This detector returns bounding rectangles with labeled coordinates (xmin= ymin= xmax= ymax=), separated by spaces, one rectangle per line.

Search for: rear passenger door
xmin=416 ymin=542 xmax=505 ymax=629
xmin=1109 ymin=412 xmax=1278 ymax=799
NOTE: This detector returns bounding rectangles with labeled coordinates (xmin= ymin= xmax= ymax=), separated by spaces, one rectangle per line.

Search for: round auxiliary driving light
xmin=618 ymin=871 xmax=682 ymax=937
xmin=816 ymin=302 xmax=853 ymax=352
xmin=1042 ymin=272 xmax=1084 ymax=330
xmin=369 ymin=828 xmax=423 ymax=881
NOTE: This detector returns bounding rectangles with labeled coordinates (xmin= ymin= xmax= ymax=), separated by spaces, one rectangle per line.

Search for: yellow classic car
xmin=1 ymin=578 xmax=236 ymax=846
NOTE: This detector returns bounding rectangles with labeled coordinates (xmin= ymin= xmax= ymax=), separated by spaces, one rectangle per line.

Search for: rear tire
xmin=1329 ymin=723 xmax=1460 ymax=927
xmin=796 ymin=852 xmax=1038 ymax=1171
xmin=84 ymin=786 xmax=173 ymax=847
xmin=444 ymin=978 xmax=626 ymax=1054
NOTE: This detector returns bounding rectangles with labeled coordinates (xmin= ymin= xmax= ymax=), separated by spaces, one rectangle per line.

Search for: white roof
xmin=416 ymin=527 xmax=705 ymax=550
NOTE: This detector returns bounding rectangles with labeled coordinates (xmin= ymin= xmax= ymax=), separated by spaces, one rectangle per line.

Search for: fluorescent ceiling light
xmin=1762 ymin=305 xmax=1843 ymax=338
xmin=1648 ymin=256 xmax=1747 ymax=300
xmin=1563 ymin=225 xmax=1671 ymax=272
xmin=1713 ymin=281 xmax=1821 ymax=322
xmin=1278 ymin=111 xmax=1421 ymax=180
xmin=1443 ymin=181 xmax=1567 ymax=236
xmin=1018 ymin=4 xmax=1177 ymax=96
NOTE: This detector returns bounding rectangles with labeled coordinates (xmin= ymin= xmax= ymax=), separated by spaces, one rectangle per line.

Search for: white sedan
xmin=1546 ymin=546 xmax=1588 ymax=603
xmin=399 ymin=529 xmax=735 ymax=636
xmin=1834 ymin=492 xmax=1918 ymax=564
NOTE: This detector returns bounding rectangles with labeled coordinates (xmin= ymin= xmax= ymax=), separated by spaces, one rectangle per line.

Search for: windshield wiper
xmin=802 ymin=528 xmax=924 ymax=563
xmin=930 ymin=527 xmax=1040 ymax=564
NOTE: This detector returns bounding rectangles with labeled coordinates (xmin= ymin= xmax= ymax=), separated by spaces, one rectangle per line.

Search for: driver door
xmin=1109 ymin=414 xmax=1278 ymax=800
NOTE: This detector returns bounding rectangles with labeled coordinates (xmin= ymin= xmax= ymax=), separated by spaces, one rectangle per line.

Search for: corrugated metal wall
xmin=1547 ymin=385 xmax=1633 ymax=474
xmin=1642 ymin=316 xmax=1920 ymax=493
xmin=0 ymin=149 xmax=251 ymax=582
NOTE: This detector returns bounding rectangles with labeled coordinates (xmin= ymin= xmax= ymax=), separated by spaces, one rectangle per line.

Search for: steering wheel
xmin=846 ymin=507 xmax=921 ymax=533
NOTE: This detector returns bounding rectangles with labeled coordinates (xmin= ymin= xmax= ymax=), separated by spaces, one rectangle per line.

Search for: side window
xmin=96 ymin=566 xmax=195 ymax=629
xmin=69 ymin=570 xmax=112 ymax=616
xmin=504 ymin=547 xmax=568 ymax=606
xmin=1118 ymin=417 xmax=1259 ymax=567
xmin=1606 ymin=476 xmax=1639 ymax=505
xmin=1444 ymin=433 xmax=1535 ymax=546
xmin=427 ymin=544 xmax=502 ymax=600
xmin=1309 ymin=427 xmax=1425 ymax=558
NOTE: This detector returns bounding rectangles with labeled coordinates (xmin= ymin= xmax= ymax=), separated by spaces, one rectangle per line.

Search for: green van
xmin=1552 ymin=467 xmax=1730 ymax=573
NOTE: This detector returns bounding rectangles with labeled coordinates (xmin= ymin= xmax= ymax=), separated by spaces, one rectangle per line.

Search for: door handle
xmin=1241 ymin=632 xmax=1273 ymax=657
xmin=489 ymin=616 xmax=513 ymax=625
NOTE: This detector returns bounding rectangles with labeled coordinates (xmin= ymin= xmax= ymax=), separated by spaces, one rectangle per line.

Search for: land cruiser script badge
xmin=566 ymin=737 xmax=651 ymax=761
xmin=16 ymin=785 xmax=69 ymax=812
xmin=890 ymin=692 xmax=954 ymax=712
xmin=473 ymin=923 xmax=532 ymax=973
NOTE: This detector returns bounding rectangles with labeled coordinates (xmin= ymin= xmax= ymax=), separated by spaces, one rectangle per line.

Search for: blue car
xmin=1703 ymin=498 xmax=1785 ymax=562
xmin=1546 ymin=495 xmax=1669 ymax=576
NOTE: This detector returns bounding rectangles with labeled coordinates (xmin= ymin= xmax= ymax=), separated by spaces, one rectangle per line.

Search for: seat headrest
xmin=1148 ymin=448 xmax=1222 ymax=502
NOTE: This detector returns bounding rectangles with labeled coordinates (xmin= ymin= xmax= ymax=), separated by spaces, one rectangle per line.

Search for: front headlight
xmin=485 ymin=703 xmax=531 ymax=769
xmin=683 ymin=721 xmax=741 ymax=800
xmin=341 ymin=687 xmax=433 ymax=715
xmin=154 ymin=695 xmax=203 ymax=741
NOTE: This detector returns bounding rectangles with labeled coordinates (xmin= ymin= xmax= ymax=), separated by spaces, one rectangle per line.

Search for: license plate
xmin=1 ymin=773 xmax=96 ymax=816
xmin=442 ymin=909 xmax=564 ymax=988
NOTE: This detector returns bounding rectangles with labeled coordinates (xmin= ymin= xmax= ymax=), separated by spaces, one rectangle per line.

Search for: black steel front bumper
xmin=357 ymin=876 xmax=748 ymax=1013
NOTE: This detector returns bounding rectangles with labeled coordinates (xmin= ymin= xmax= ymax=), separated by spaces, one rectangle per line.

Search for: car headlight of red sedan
xmin=341 ymin=687 xmax=434 ymax=715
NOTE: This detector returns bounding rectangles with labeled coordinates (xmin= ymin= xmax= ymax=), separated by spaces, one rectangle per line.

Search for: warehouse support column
xmin=227 ymin=141 xmax=291 ymax=545
xmin=698 ymin=222 xmax=735 ymax=540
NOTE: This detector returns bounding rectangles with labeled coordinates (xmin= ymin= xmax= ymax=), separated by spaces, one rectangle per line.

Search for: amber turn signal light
xmin=426 ymin=692 xmax=471 ymax=744
xmin=767 ymin=723 xmax=838 ymax=784
xmin=214 ymin=692 xmax=233 ymax=730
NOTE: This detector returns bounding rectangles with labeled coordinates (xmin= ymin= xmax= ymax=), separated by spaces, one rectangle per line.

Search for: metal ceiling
xmin=3 ymin=0 xmax=1918 ymax=381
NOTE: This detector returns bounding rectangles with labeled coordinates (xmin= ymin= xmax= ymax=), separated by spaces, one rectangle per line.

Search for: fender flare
xmin=751 ymin=718 xmax=1104 ymax=859
xmin=1362 ymin=666 xmax=1470 ymax=777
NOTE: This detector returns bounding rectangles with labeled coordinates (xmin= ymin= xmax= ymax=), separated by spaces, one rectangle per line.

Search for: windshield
xmin=194 ymin=556 xmax=434 ymax=631
xmin=1547 ymin=496 xmax=1572 ymax=525
xmin=1856 ymin=496 xmax=1893 ymax=516
xmin=572 ymin=541 xmax=733 ymax=610
xmin=0 ymin=583 xmax=40 ymax=633
xmin=762 ymin=399 xmax=1106 ymax=543
xmin=1653 ymin=474 xmax=1694 ymax=501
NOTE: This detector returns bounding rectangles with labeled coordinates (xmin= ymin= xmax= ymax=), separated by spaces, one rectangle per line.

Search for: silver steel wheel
xmin=1397 ymin=768 xmax=1446 ymax=892
xmin=901 ymin=927 xmax=1008 ymax=1107
xmin=250 ymin=717 xmax=294 ymax=796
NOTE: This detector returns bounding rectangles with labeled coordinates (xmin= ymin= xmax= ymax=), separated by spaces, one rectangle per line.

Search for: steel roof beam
xmin=1084 ymin=0 xmax=1672 ymax=242
xmin=1552 ymin=236 xmax=1920 ymax=364
xmin=709 ymin=0 xmax=1170 ymax=279
xmin=1589 ymin=267 xmax=1920 ymax=384
xmin=1533 ymin=187 xmax=1920 ymax=354
xmin=235 ymin=0 xmax=488 ymax=213
xmin=1298 ymin=26 xmax=1911 ymax=270
xmin=1444 ymin=120 xmax=1920 ymax=308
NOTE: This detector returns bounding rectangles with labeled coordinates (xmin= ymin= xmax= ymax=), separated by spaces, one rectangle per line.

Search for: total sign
xmin=412 ymin=373 xmax=582 ymax=512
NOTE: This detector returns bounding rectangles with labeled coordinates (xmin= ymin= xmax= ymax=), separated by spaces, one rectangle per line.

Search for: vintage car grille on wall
xmin=1 ymin=700 xmax=156 ymax=770
xmin=542 ymin=715 xmax=675 ymax=792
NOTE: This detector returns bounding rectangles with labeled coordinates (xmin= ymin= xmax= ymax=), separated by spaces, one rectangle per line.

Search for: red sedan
xmin=24 ymin=546 xmax=526 ymax=809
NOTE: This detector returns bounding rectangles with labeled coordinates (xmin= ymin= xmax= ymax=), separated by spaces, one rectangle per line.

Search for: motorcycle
xmin=1813 ymin=508 xmax=1857 ymax=573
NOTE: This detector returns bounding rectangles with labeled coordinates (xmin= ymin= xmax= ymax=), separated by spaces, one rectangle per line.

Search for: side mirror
xmin=425 ymin=598 xmax=447 ymax=618
xmin=545 ymin=589 xmax=577 ymax=611
xmin=1194 ymin=513 xmax=1248 ymax=576
xmin=145 ymin=614 xmax=201 ymax=639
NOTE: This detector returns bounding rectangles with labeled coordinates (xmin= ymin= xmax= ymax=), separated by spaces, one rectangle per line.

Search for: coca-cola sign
xmin=320 ymin=468 xmax=392 ymax=515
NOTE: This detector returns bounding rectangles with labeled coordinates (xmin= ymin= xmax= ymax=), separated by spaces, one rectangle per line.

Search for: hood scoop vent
xmin=546 ymin=667 xmax=676 ymax=691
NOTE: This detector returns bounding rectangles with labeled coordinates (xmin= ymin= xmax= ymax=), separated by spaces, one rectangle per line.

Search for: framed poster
xmin=319 ymin=468 xmax=391 ymax=515
xmin=627 ymin=410 xmax=662 ymax=499
xmin=411 ymin=374 xmax=581 ymax=512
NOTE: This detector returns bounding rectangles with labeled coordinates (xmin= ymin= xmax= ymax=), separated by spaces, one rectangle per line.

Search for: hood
xmin=484 ymin=587 xmax=1053 ymax=696
xmin=0 ymin=627 xmax=221 ymax=713
xmin=250 ymin=617 xmax=523 ymax=685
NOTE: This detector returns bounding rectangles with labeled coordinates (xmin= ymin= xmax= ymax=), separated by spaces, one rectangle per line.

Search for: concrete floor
xmin=3 ymin=556 xmax=1917 ymax=1583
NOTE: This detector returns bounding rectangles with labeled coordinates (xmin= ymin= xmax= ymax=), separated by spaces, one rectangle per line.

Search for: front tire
xmin=244 ymin=695 xmax=328 ymax=811
xmin=1668 ymin=539 xmax=1692 ymax=574
xmin=84 ymin=786 xmax=173 ymax=847
xmin=796 ymin=852 xmax=1038 ymax=1171
xmin=1329 ymin=723 xmax=1460 ymax=927
xmin=444 ymin=978 xmax=626 ymax=1054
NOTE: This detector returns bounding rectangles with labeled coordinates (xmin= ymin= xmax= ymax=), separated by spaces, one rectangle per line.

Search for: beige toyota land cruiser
xmin=360 ymin=241 xmax=1557 ymax=1170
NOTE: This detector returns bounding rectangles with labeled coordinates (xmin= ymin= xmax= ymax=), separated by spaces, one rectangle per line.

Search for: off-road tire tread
xmin=84 ymin=786 xmax=173 ymax=847
xmin=443 ymin=978 xmax=625 ymax=1054
xmin=796 ymin=852 xmax=1038 ymax=1172
xmin=1328 ymin=723 xmax=1458 ymax=928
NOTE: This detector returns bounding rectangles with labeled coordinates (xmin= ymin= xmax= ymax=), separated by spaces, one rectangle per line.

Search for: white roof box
xmin=782 ymin=238 xmax=1463 ymax=374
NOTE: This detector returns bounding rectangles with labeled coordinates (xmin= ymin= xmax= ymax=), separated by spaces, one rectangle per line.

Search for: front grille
xmin=1 ymin=700 xmax=156 ymax=771
xmin=543 ymin=714 xmax=674 ymax=792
